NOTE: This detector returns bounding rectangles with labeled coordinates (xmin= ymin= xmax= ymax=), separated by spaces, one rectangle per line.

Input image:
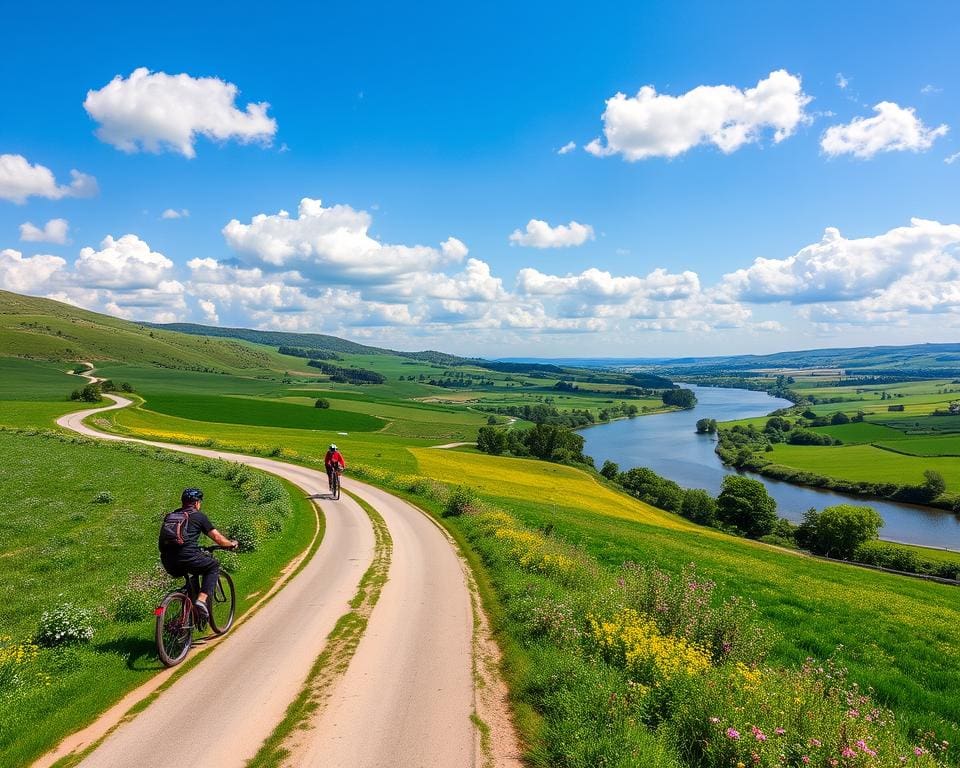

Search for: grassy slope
xmin=410 ymin=449 xmax=960 ymax=747
xmin=0 ymin=291 xmax=273 ymax=371
xmin=0 ymin=432 xmax=317 ymax=766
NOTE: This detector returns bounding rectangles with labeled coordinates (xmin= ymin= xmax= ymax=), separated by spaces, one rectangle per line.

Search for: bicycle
xmin=329 ymin=466 xmax=343 ymax=500
xmin=155 ymin=545 xmax=237 ymax=667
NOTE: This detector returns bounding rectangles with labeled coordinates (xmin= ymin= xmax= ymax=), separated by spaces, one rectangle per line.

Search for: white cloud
xmin=723 ymin=218 xmax=960 ymax=313
xmin=585 ymin=69 xmax=811 ymax=161
xmin=223 ymin=197 xmax=462 ymax=281
xmin=518 ymin=266 xmax=699 ymax=300
xmin=75 ymin=234 xmax=175 ymax=289
xmin=821 ymin=102 xmax=948 ymax=158
xmin=509 ymin=219 xmax=595 ymax=248
xmin=0 ymin=154 xmax=98 ymax=204
xmin=921 ymin=84 xmax=941 ymax=95
xmin=0 ymin=249 xmax=67 ymax=292
xmin=836 ymin=73 xmax=849 ymax=90
xmin=84 ymin=67 xmax=277 ymax=158
xmin=557 ymin=141 xmax=576 ymax=155
xmin=440 ymin=236 xmax=469 ymax=260
xmin=198 ymin=299 xmax=219 ymax=324
xmin=945 ymin=151 xmax=960 ymax=165
xmin=19 ymin=218 xmax=70 ymax=244
xmin=161 ymin=208 xmax=190 ymax=219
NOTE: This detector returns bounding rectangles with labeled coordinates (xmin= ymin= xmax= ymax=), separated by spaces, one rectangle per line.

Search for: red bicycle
xmin=155 ymin=546 xmax=237 ymax=667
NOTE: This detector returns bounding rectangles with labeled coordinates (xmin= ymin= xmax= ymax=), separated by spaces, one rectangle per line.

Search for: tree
xmin=716 ymin=475 xmax=777 ymax=538
xmin=922 ymin=469 xmax=946 ymax=500
xmin=487 ymin=415 xmax=497 ymax=425
xmin=680 ymin=489 xmax=717 ymax=526
xmin=765 ymin=416 xmax=791 ymax=433
xmin=695 ymin=418 xmax=718 ymax=434
xmin=476 ymin=426 xmax=507 ymax=455
xmin=830 ymin=411 xmax=850 ymax=425
xmin=662 ymin=388 xmax=697 ymax=409
xmin=314 ymin=398 xmax=330 ymax=409
xmin=599 ymin=460 xmax=620 ymax=480
xmin=70 ymin=383 xmax=102 ymax=403
xmin=523 ymin=424 xmax=586 ymax=463
xmin=619 ymin=467 xmax=684 ymax=512
xmin=795 ymin=504 xmax=883 ymax=559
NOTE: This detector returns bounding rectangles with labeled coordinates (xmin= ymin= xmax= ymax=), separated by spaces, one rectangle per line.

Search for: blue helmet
xmin=181 ymin=487 xmax=204 ymax=504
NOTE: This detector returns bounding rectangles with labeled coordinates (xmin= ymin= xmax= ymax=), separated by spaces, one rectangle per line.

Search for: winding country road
xmin=37 ymin=387 xmax=518 ymax=768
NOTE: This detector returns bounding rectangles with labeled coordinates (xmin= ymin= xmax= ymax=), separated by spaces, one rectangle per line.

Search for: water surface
xmin=580 ymin=384 xmax=960 ymax=549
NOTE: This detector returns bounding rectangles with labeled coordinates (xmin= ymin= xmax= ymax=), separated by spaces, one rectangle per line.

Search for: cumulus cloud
xmin=19 ymin=218 xmax=70 ymax=244
xmin=75 ymin=234 xmax=175 ymax=289
xmin=84 ymin=67 xmax=277 ymax=158
xmin=585 ymin=69 xmax=811 ymax=161
xmin=223 ymin=197 xmax=463 ymax=281
xmin=557 ymin=141 xmax=576 ymax=155
xmin=836 ymin=73 xmax=850 ymax=90
xmin=0 ymin=154 xmax=98 ymax=204
xmin=0 ymin=249 xmax=67 ymax=293
xmin=821 ymin=102 xmax=948 ymax=158
xmin=509 ymin=219 xmax=594 ymax=248
xmin=161 ymin=208 xmax=189 ymax=219
xmin=518 ymin=266 xmax=698 ymax=301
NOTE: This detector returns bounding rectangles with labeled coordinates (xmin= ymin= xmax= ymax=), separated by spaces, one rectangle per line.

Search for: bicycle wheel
xmin=156 ymin=592 xmax=193 ymax=667
xmin=208 ymin=572 xmax=236 ymax=634
xmin=333 ymin=472 xmax=341 ymax=500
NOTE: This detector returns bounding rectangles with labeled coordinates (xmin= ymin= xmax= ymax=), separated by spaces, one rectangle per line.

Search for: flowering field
xmin=355 ymin=462 xmax=959 ymax=768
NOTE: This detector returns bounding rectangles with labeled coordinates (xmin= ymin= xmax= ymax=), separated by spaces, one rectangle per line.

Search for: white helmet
xmin=329 ymin=444 xmax=338 ymax=450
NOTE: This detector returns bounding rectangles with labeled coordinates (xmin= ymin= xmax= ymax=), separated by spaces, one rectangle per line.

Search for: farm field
xmin=767 ymin=443 xmax=960 ymax=486
xmin=0 ymin=430 xmax=316 ymax=766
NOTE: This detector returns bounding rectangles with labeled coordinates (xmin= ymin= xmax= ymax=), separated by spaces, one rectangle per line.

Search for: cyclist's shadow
xmin=97 ymin=636 xmax=163 ymax=671
xmin=307 ymin=492 xmax=338 ymax=501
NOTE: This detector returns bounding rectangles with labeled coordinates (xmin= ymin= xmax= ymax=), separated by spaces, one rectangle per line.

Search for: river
xmin=580 ymin=384 xmax=960 ymax=550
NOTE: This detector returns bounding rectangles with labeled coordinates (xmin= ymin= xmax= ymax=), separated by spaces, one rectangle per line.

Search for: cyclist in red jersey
xmin=324 ymin=444 xmax=345 ymax=492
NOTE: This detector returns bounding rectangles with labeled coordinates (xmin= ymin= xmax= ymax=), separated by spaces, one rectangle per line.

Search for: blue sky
xmin=2 ymin=1 xmax=959 ymax=356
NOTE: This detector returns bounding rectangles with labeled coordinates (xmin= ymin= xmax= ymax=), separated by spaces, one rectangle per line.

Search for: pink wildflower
xmin=727 ymin=728 xmax=741 ymax=740
xmin=847 ymin=709 xmax=860 ymax=719
xmin=775 ymin=727 xmax=786 ymax=736
xmin=842 ymin=747 xmax=857 ymax=758
xmin=810 ymin=739 xmax=822 ymax=748
xmin=915 ymin=747 xmax=925 ymax=756
xmin=802 ymin=758 xmax=810 ymax=765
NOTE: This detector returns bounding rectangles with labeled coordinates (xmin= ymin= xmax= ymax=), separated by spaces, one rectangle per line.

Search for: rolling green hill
xmin=0 ymin=291 xmax=272 ymax=371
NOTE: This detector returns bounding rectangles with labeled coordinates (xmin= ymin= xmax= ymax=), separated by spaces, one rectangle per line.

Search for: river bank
xmin=580 ymin=384 xmax=960 ymax=550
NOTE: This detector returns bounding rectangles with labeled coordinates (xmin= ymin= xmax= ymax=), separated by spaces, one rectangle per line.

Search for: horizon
xmin=2 ymin=1 xmax=960 ymax=357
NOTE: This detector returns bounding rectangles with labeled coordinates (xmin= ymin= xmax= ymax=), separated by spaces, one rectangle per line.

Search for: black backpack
xmin=160 ymin=507 xmax=191 ymax=547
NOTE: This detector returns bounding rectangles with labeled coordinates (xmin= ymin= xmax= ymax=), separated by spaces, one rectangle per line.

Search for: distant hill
xmin=153 ymin=321 xmax=472 ymax=365
xmin=505 ymin=344 xmax=960 ymax=377
xmin=0 ymin=291 xmax=272 ymax=371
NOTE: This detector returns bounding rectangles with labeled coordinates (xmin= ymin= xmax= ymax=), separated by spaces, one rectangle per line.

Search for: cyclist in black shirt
xmin=159 ymin=488 xmax=237 ymax=622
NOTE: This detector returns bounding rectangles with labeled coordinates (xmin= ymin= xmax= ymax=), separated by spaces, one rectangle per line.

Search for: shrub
xmin=91 ymin=490 xmax=114 ymax=504
xmin=796 ymin=504 xmax=883 ymax=559
xmin=35 ymin=603 xmax=95 ymax=647
xmin=444 ymin=485 xmax=476 ymax=517
xmin=831 ymin=411 xmax=851 ymax=425
xmin=112 ymin=588 xmax=154 ymax=623
xmin=227 ymin=516 xmax=259 ymax=552
xmin=314 ymin=398 xmax=330 ymax=409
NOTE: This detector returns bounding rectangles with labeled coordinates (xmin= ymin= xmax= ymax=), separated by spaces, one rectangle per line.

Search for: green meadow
xmin=0 ymin=431 xmax=316 ymax=766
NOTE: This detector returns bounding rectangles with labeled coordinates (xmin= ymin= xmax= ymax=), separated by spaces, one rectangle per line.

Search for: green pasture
xmin=768 ymin=443 xmax=960 ymax=487
xmin=874 ymin=434 xmax=960 ymax=456
xmin=0 ymin=431 xmax=317 ymax=766
xmin=0 ymin=359 xmax=77 ymax=400
xmin=810 ymin=421 xmax=906 ymax=443
xmin=140 ymin=393 xmax=384 ymax=432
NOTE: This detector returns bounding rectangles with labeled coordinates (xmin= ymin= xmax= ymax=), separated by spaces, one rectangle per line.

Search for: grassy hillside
xmin=0 ymin=291 xmax=272 ymax=371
